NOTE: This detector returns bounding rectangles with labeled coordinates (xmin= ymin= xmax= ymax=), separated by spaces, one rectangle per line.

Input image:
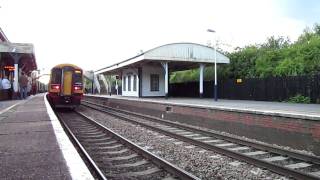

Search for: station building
xmin=95 ymin=42 xmax=230 ymax=98
xmin=0 ymin=28 xmax=37 ymax=99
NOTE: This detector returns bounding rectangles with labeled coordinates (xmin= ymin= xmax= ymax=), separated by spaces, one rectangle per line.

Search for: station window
xmin=128 ymin=75 xmax=131 ymax=91
xmin=133 ymin=75 xmax=137 ymax=91
xmin=150 ymin=74 xmax=159 ymax=91
xmin=123 ymin=76 xmax=126 ymax=91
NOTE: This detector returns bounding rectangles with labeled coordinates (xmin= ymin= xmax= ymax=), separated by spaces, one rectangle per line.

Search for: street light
xmin=207 ymin=29 xmax=218 ymax=101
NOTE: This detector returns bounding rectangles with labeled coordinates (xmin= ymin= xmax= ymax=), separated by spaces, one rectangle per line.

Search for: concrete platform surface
xmin=0 ymin=99 xmax=23 ymax=114
xmin=89 ymin=94 xmax=320 ymax=120
xmin=0 ymin=94 xmax=94 ymax=179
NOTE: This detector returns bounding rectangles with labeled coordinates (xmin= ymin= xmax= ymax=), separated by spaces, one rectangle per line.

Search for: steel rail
xmin=55 ymin=112 xmax=108 ymax=180
xmin=72 ymin=110 xmax=200 ymax=180
xmin=82 ymin=100 xmax=320 ymax=180
xmin=82 ymin=100 xmax=320 ymax=165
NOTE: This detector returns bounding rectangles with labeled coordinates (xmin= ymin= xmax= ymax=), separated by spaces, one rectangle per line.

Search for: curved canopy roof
xmin=96 ymin=42 xmax=230 ymax=74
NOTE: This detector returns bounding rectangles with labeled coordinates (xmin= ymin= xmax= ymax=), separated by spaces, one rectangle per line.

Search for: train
xmin=48 ymin=63 xmax=83 ymax=108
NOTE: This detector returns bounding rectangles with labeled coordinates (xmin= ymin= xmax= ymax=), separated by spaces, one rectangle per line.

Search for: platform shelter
xmin=95 ymin=42 xmax=230 ymax=98
xmin=0 ymin=28 xmax=37 ymax=99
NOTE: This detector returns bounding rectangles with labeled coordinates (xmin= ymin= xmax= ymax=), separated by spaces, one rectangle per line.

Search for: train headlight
xmin=51 ymin=84 xmax=60 ymax=90
xmin=74 ymin=86 xmax=81 ymax=90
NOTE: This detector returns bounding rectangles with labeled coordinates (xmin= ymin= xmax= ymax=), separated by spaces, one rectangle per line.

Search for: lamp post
xmin=207 ymin=29 xmax=218 ymax=101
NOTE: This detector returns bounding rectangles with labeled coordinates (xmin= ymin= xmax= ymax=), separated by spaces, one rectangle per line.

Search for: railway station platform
xmin=88 ymin=95 xmax=320 ymax=120
xmin=85 ymin=95 xmax=320 ymax=156
xmin=0 ymin=94 xmax=93 ymax=179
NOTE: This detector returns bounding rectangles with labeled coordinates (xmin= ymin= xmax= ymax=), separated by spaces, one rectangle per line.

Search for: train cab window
xmin=73 ymin=70 xmax=82 ymax=84
xmin=51 ymin=68 xmax=62 ymax=84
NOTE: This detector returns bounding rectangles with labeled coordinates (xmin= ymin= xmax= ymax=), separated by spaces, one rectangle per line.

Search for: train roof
xmin=52 ymin=63 xmax=82 ymax=70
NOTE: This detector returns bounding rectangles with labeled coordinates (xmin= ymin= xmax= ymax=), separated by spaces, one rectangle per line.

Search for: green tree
xmin=170 ymin=23 xmax=320 ymax=82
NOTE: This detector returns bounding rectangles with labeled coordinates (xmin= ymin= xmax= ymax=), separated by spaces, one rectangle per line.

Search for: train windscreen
xmin=51 ymin=68 xmax=62 ymax=84
xmin=73 ymin=70 xmax=82 ymax=84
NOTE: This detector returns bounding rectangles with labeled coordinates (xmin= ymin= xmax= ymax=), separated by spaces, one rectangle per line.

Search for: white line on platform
xmin=0 ymin=103 xmax=20 ymax=115
xmin=44 ymin=94 xmax=94 ymax=180
xmin=0 ymin=96 xmax=35 ymax=115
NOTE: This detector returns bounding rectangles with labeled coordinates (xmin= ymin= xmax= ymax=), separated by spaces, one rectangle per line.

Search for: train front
xmin=48 ymin=64 xmax=83 ymax=108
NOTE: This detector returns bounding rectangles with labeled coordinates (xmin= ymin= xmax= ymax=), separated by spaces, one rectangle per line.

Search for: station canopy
xmin=0 ymin=42 xmax=37 ymax=73
xmin=96 ymin=42 xmax=230 ymax=74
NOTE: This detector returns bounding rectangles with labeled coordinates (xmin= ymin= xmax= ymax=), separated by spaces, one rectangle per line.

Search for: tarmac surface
xmin=0 ymin=94 xmax=93 ymax=179
xmin=89 ymin=94 xmax=320 ymax=120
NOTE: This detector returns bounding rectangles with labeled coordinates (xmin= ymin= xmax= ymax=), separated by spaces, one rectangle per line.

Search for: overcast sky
xmin=0 ymin=0 xmax=319 ymax=74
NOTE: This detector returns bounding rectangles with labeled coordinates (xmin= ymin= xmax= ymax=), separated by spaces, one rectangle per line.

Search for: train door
xmin=62 ymin=70 xmax=73 ymax=95
xmin=73 ymin=70 xmax=83 ymax=94
xmin=49 ymin=68 xmax=62 ymax=94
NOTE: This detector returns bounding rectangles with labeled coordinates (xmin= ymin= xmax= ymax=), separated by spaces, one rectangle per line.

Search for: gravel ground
xmin=78 ymin=106 xmax=288 ymax=180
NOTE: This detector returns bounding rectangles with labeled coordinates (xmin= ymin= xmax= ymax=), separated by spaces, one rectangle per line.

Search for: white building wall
xmin=141 ymin=65 xmax=165 ymax=97
xmin=122 ymin=68 xmax=139 ymax=97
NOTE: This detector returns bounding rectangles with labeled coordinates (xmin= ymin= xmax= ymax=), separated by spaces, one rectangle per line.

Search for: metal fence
xmin=169 ymin=74 xmax=320 ymax=103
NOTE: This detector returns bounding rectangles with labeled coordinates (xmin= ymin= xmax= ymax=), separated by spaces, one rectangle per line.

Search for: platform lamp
xmin=207 ymin=29 xmax=218 ymax=101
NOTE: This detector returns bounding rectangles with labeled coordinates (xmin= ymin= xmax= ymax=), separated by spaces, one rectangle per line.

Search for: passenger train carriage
xmin=48 ymin=64 xmax=83 ymax=108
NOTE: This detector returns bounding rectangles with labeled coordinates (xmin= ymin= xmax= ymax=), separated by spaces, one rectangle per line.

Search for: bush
xmin=286 ymin=94 xmax=311 ymax=104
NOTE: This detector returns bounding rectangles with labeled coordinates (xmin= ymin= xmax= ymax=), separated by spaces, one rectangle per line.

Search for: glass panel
xmin=51 ymin=68 xmax=62 ymax=84
xmin=150 ymin=74 xmax=159 ymax=91
xmin=73 ymin=70 xmax=82 ymax=84
xmin=123 ymin=76 xmax=126 ymax=91
xmin=128 ymin=75 xmax=131 ymax=91
xmin=133 ymin=75 xmax=137 ymax=91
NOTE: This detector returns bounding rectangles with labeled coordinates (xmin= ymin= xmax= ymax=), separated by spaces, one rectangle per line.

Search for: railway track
xmin=82 ymin=99 xmax=320 ymax=180
xmin=56 ymin=110 xmax=199 ymax=180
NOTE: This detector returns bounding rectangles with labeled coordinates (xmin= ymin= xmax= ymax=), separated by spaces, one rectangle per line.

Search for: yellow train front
xmin=48 ymin=64 xmax=83 ymax=108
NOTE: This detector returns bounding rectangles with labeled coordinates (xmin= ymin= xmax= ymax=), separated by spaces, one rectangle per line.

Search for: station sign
xmin=4 ymin=66 xmax=15 ymax=71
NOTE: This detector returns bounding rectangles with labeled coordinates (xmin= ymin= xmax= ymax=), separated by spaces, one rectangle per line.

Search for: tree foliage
xmin=170 ymin=23 xmax=320 ymax=83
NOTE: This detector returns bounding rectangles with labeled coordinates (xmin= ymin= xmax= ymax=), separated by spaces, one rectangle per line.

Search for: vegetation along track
xmin=56 ymin=110 xmax=199 ymax=180
xmin=82 ymin=99 xmax=320 ymax=180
